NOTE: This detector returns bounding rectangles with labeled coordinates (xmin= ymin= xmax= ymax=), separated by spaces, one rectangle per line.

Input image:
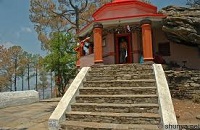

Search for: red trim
xmin=93 ymin=1 xmax=158 ymax=18
xmin=94 ymin=14 xmax=166 ymax=22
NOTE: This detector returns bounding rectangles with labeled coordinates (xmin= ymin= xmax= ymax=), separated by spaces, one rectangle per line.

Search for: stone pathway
xmin=0 ymin=98 xmax=60 ymax=130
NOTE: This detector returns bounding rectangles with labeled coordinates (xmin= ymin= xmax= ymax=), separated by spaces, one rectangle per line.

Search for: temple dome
xmin=93 ymin=0 xmax=158 ymax=21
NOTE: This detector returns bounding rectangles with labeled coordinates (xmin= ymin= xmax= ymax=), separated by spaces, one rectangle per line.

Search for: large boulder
xmin=160 ymin=6 xmax=200 ymax=48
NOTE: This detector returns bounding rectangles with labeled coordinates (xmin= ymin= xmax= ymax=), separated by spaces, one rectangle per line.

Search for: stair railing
xmin=48 ymin=67 xmax=91 ymax=130
xmin=153 ymin=64 xmax=178 ymax=130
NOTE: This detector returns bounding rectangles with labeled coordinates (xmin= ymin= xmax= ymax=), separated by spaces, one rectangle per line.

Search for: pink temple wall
xmin=153 ymin=28 xmax=200 ymax=69
xmin=166 ymin=43 xmax=200 ymax=69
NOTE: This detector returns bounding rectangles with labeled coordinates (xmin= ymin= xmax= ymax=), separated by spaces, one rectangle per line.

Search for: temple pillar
xmin=93 ymin=23 xmax=103 ymax=64
xmin=141 ymin=19 xmax=154 ymax=62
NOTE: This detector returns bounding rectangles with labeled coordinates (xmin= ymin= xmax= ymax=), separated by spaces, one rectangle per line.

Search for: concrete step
xmin=88 ymin=69 xmax=153 ymax=75
xmin=79 ymin=87 xmax=157 ymax=95
xmin=76 ymin=95 xmax=158 ymax=104
xmin=83 ymin=80 xmax=156 ymax=88
xmin=61 ymin=121 xmax=159 ymax=130
xmin=86 ymin=74 xmax=155 ymax=81
xmin=71 ymin=103 xmax=159 ymax=113
xmin=91 ymin=64 xmax=152 ymax=70
xmin=65 ymin=111 xmax=160 ymax=125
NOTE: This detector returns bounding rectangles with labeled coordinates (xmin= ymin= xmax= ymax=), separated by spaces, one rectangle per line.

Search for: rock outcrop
xmin=160 ymin=6 xmax=200 ymax=48
xmin=165 ymin=69 xmax=200 ymax=101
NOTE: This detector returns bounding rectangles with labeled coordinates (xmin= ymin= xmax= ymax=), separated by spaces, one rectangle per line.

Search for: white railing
xmin=48 ymin=67 xmax=91 ymax=130
xmin=153 ymin=64 xmax=178 ymax=130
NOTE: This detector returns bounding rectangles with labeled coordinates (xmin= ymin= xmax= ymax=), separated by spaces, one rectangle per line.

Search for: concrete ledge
xmin=153 ymin=64 xmax=178 ymax=130
xmin=0 ymin=90 xmax=39 ymax=109
xmin=48 ymin=67 xmax=91 ymax=130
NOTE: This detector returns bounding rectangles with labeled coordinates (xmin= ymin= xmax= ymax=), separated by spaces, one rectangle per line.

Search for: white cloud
xmin=12 ymin=27 xmax=33 ymax=39
xmin=21 ymin=27 xmax=32 ymax=33
xmin=1 ymin=41 xmax=15 ymax=48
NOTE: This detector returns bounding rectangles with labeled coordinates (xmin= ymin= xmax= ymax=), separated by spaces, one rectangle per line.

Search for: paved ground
xmin=173 ymin=98 xmax=200 ymax=125
xmin=0 ymin=98 xmax=60 ymax=130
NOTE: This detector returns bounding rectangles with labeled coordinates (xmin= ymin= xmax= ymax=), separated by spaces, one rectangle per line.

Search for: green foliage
xmin=43 ymin=32 xmax=77 ymax=96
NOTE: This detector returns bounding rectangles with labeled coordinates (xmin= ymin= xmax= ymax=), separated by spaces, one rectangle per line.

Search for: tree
xmin=8 ymin=46 xmax=23 ymax=91
xmin=23 ymin=52 xmax=34 ymax=90
xmin=44 ymin=32 xmax=77 ymax=96
xmin=0 ymin=45 xmax=11 ymax=91
xmin=0 ymin=46 xmax=24 ymax=91
xmin=187 ymin=0 xmax=200 ymax=7
xmin=18 ymin=52 xmax=29 ymax=91
xmin=30 ymin=0 xmax=112 ymax=50
xmin=0 ymin=45 xmax=44 ymax=92
xmin=31 ymin=54 xmax=42 ymax=91
xmin=38 ymin=66 xmax=49 ymax=99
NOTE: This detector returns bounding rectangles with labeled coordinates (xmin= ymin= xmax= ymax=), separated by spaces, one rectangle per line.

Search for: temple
xmin=75 ymin=0 xmax=200 ymax=69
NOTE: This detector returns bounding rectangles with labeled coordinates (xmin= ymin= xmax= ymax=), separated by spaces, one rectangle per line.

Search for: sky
xmin=0 ymin=0 xmax=187 ymax=56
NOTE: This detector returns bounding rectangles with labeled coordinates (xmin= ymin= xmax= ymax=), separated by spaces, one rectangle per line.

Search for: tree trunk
xmin=50 ymin=72 xmax=53 ymax=98
xmin=36 ymin=68 xmax=38 ymax=91
xmin=75 ymin=8 xmax=79 ymax=32
xmin=10 ymin=78 xmax=12 ymax=91
xmin=22 ymin=75 xmax=24 ymax=91
xmin=28 ymin=64 xmax=30 ymax=90
xmin=43 ymin=86 xmax=45 ymax=99
xmin=14 ymin=58 xmax=17 ymax=91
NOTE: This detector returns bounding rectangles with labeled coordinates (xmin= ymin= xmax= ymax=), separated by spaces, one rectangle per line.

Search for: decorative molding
xmin=140 ymin=18 xmax=152 ymax=25
xmin=93 ymin=23 xmax=103 ymax=29
xmin=103 ymin=24 xmax=141 ymax=34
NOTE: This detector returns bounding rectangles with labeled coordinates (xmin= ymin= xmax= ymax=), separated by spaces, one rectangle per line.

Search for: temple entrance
xmin=115 ymin=34 xmax=133 ymax=64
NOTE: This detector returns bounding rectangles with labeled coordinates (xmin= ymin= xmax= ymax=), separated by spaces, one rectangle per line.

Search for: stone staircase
xmin=61 ymin=64 xmax=161 ymax=130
